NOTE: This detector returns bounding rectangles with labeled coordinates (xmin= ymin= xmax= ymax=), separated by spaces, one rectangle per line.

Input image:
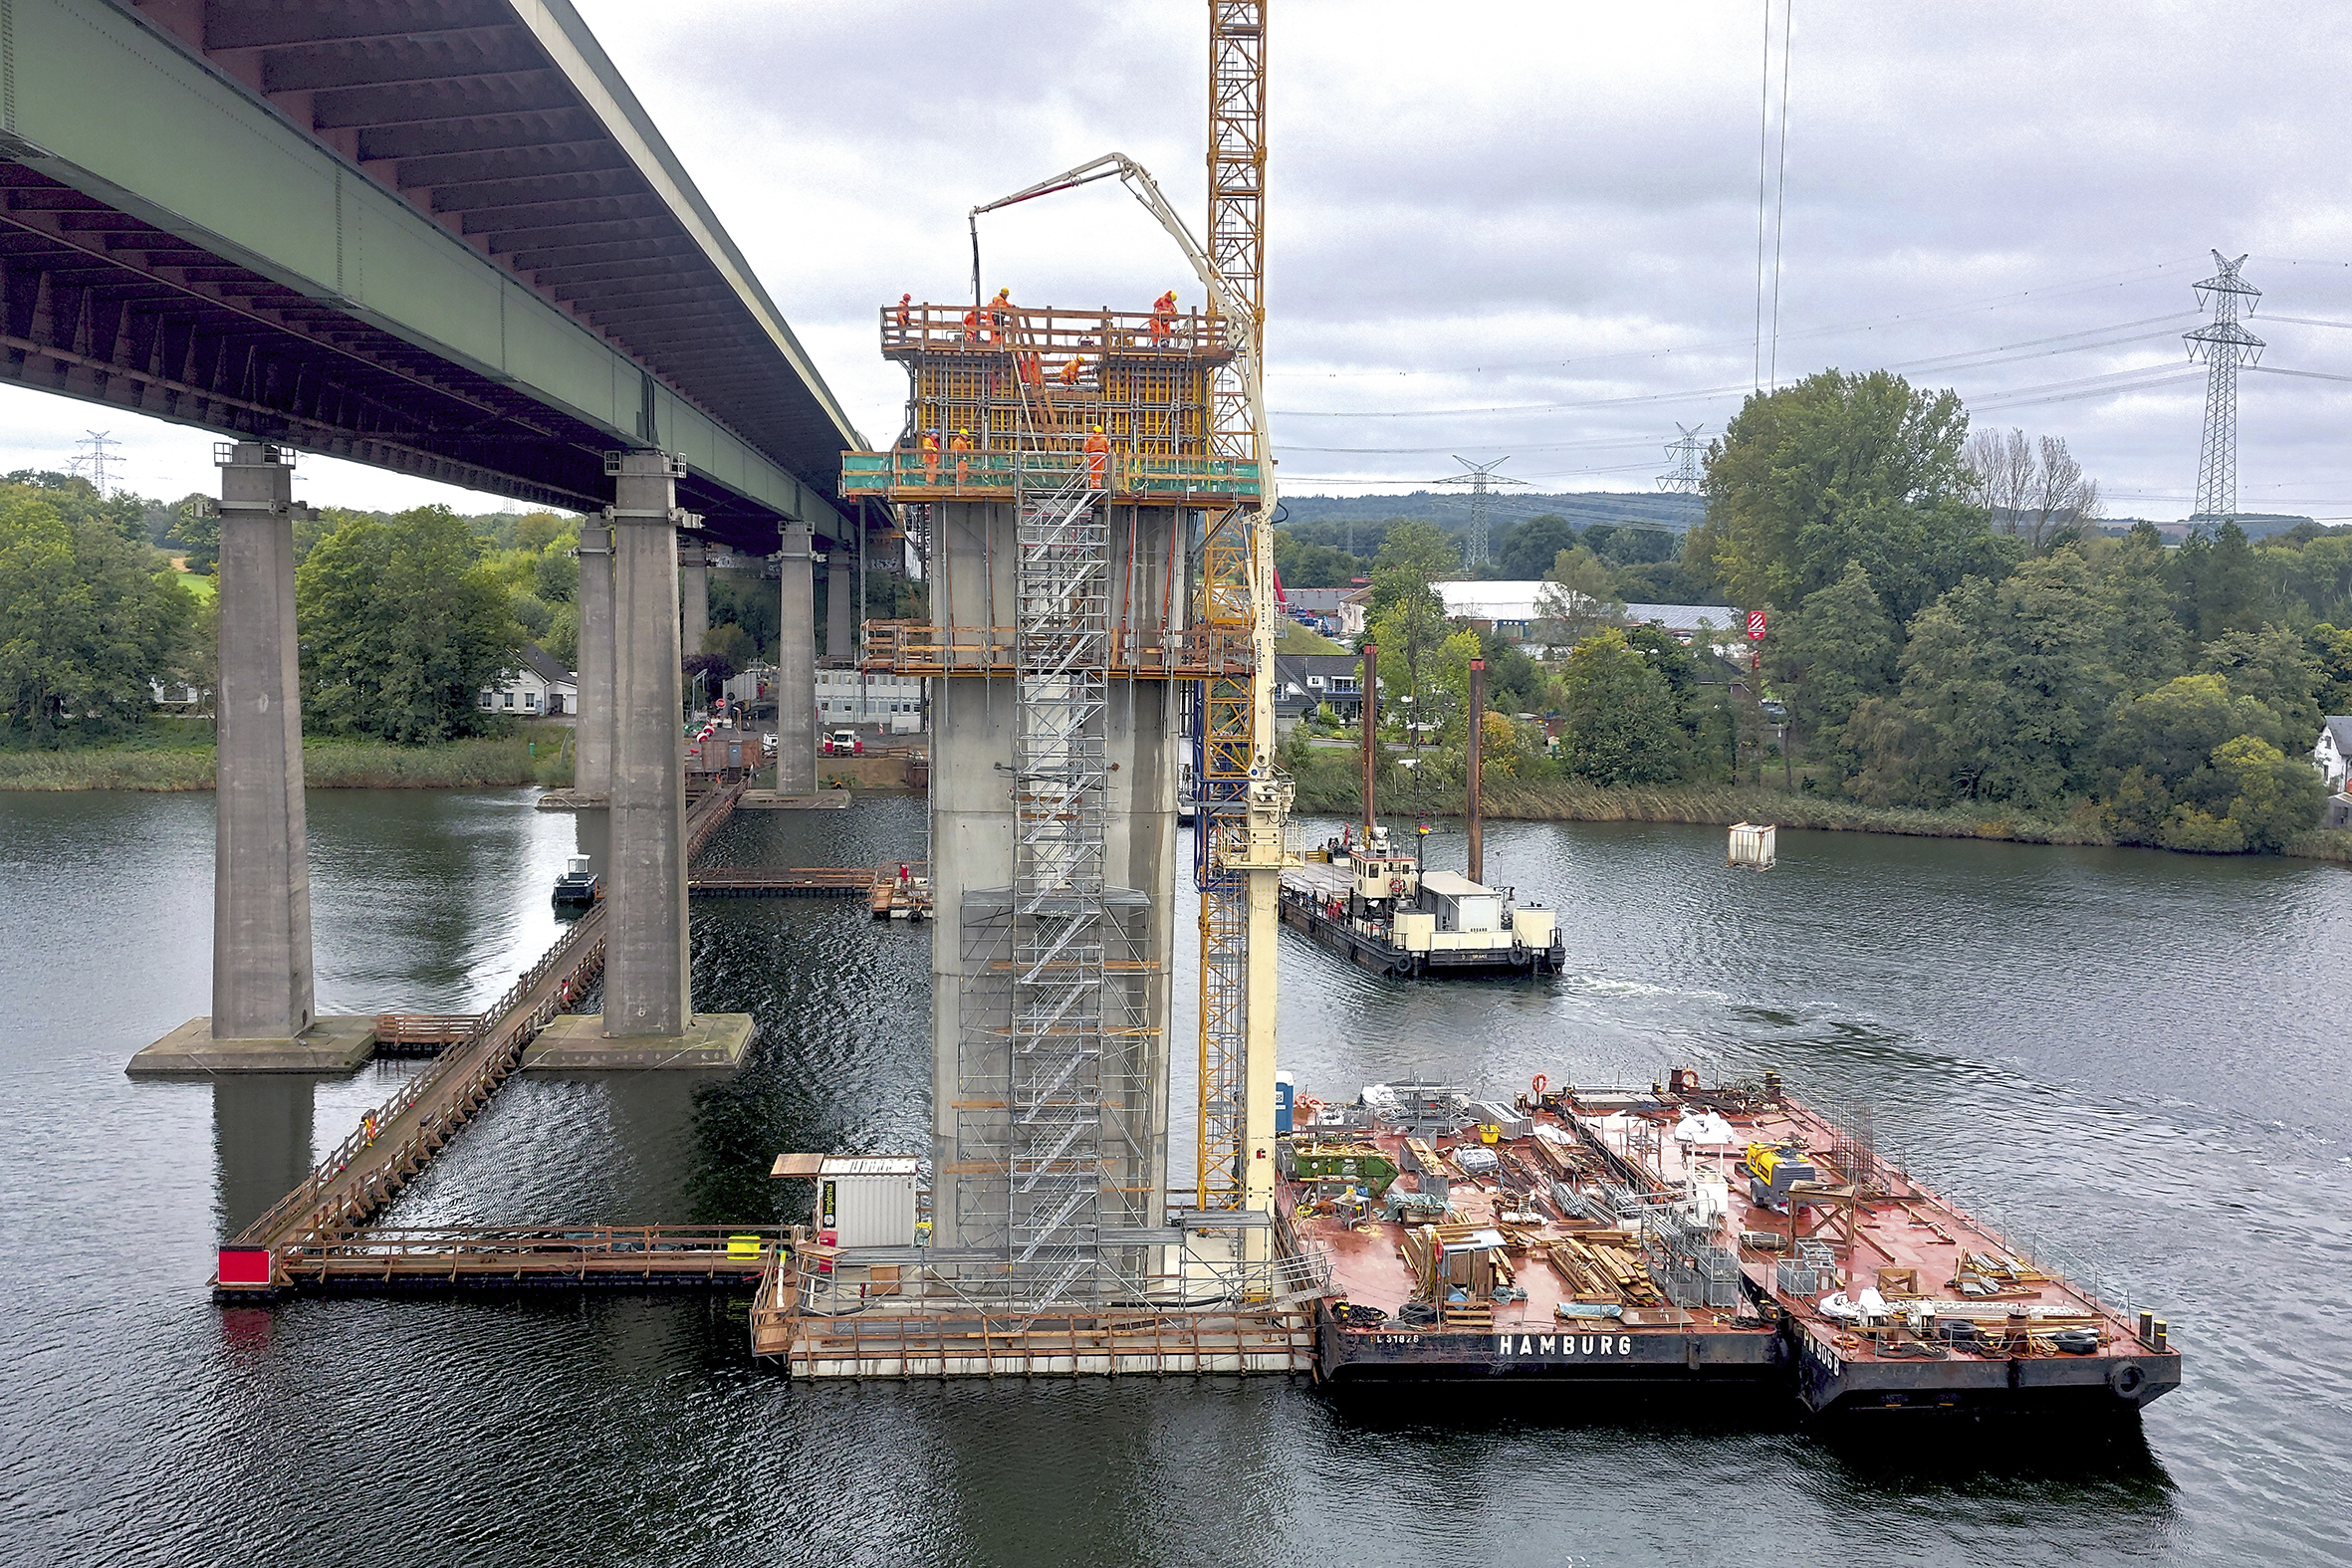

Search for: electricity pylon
xmin=1657 ymin=424 xmax=1705 ymax=494
xmin=2184 ymin=251 xmax=2262 ymax=530
xmin=1432 ymin=456 xmax=1527 ymax=568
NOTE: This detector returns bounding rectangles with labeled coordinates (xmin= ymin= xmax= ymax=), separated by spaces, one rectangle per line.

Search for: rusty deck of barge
xmin=1277 ymin=1075 xmax=2180 ymax=1414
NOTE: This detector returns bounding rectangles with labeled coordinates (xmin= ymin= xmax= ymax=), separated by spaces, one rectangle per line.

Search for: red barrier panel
xmin=217 ymin=1247 xmax=274 ymax=1288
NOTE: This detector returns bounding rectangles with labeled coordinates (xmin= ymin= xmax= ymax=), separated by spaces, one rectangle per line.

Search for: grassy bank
xmin=0 ymin=733 xmax=567 ymax=790
xmin=1291 ymin=750 xmax=2350 ymax=864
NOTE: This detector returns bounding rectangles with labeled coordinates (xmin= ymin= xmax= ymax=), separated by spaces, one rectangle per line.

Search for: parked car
xmin=823 ymin=728 xmax=863 ymax=757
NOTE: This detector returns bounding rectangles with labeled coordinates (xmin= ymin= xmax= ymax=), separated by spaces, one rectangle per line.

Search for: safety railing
xmin=879 ymin=302 xmax=1233 ymax=358
xmin=278 ymin=1226 xmax=790 ymax=1278
xmin=841 ymin=447 xmax=1263 ymax=502
xmin=860 ymin=621 xmax=1255 ymax=680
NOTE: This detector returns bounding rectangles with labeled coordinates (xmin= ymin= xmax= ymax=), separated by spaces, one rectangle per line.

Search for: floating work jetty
xmin=1277 ymin=1072 xmax=2179 ymax=1414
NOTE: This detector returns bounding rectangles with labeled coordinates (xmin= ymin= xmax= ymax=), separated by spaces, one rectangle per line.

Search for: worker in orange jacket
xmin=920 ymin=429 xmax=941 ymax=484
xmin=1150 ymin=289 xmax=1177 ymax=344
xmin=1058 ymin=356 xmax=1081 ymax=387
xmin=950 ymin=428 xmax=973 ymax=487
xmin=895 ymin=292 xmax=912 ymax=331
xmin=990 ymin=286 xmax=1013 ymax=343
xmin=1083 ymin=425 xmax=1110 ymax=490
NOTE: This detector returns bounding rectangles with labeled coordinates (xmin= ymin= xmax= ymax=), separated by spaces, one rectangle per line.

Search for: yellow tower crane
xmin=966 ymin=3 xmax=1286 ymax=1259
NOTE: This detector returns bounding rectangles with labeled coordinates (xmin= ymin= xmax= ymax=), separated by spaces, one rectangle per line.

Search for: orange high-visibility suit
xmin=1058 ymin=357 xmax=1080 ymax=386
xmin=950 ymin=430 xmax=973 ymax=487
xmin=920 ymin=430 xmax=940 ymax=483
xmin=1083 ymin=429 xmax=1110 ymax=490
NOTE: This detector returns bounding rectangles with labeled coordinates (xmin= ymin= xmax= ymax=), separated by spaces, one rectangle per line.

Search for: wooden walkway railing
xmin=274 ymin=1226 xmax=790 ymax=1289
xmin=217 ymin=782 xmax=747 ymax=1290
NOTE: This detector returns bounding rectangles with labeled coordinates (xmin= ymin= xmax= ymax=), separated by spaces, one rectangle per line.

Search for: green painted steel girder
xmin=0 ymin=0 xmax=858 ymax=536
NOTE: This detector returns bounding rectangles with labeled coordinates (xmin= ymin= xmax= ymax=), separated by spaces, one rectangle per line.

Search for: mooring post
xmin=1467 ymin=657 xmax=1485 ymax=885
xmin=1359 ymin=640 xmax=1378 ymax=833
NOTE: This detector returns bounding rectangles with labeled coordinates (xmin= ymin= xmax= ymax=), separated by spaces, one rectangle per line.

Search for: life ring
xmin=2107 ymin=1361 xmax=2148 ymax=1400
xmin=1531 ymin=1073 xmax=1547 ymax=1095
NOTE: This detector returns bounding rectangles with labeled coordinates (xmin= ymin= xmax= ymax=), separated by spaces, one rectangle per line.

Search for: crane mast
xmin=1195 ymin=0 xmax=1284 ymax=1245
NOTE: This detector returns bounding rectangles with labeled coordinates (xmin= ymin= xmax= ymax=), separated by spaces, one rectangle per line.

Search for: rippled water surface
xmin=2 ymin=790 xmax=2347 ymax=1565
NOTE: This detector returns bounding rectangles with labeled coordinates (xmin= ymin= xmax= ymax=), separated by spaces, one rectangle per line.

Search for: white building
xmin=2316 ymin=717 xmax=2352 ymax=789
xmin=477 ymin=643 xmax=577 ymax=718
xmin=816 ymin=663 xmax=926 ymax=728
xmin=1432 ymin=581 xmax=1745 ymax=650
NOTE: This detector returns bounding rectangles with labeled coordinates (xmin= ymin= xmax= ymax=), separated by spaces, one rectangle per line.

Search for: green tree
xmin=1497 ymin=514 xmax=1579 ymax=579
xmin=2081 ymin=524 xmax=2186 ymax=684
xmin=2307 ymin=622 xmax=2352 ymax=716
xmin=1367 ymin=519 xmax=1459 ymax=609
xmin=2197 ymin=625 xmax=2320 ymax=740
xmin=1271 ymin=529 xmax=1363 ymax=588
xmin=1364 ymin=519 xmax=1457 ymax=758
xmin=2095 ymin=673 xmax=2290 ymax=842
xmin=1764 ymin=560 xmax=1897 ymax=759
xmin=296 ymin=506 xmax=522 ymax=743
xmin=533 ymin=548 xmax=580 ymax=604
xmin=1847 ymin=549 xmax=2120 ymax=806
xmin=1533 ymin=546 xmax=1624 ymax=651
xmin=0 ymin=486 xmax=194 ymax=744
xmin=1553 ymin=628 xmax=1689 ymax=784
xmin=2157 ymin=735 xmax=2326 ymax=853
xmin=1691 ymin=368 xmax=2012 ymax=625
xmin=2169 ymin=522 xmax=2263 ymax=642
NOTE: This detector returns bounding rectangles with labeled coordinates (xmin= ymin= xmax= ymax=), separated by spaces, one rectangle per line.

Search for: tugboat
xmin=552 ymin=853 xmax=600 ymax=908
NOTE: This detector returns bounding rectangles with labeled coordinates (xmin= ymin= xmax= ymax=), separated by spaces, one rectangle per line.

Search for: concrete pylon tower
xmin=2185 ymin=251 xmax=2263 ymax=529
xmin=575 ymin=521 xmax=614 ymax=798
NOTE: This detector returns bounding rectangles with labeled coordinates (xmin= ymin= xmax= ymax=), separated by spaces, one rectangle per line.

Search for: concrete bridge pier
xmin=603 ymin=451 xmax=691 ymax=1037
xmin=680 ymin=539 xmax=710 ymax=658
xmin=823 ymin=551 xmax=853 ymax=662
xmin=127 ymin=443 xmax=374 ymax=1074
xmin=575 ymin=520 xmax=614 ymax=800
xmin=210 ymin=442 xmax=315 ymax=1043
xmin=777 ymin=524 xmax=818 ymax=793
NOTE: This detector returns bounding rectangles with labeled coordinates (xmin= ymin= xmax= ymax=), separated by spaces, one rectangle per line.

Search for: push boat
xmin=1274 ymin=1071 xmax=2180 ymax=1414
xmin=552 ymin=853 xmax=600 ymax=908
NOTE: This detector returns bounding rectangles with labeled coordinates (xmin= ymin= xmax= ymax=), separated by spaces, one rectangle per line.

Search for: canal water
xmin=1 ymin=789 xmax=2345 ymax=1565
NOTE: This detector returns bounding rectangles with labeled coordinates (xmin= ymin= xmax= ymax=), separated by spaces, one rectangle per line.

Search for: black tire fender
xmin=2107 ymin=1360 xmax=2148 ymax=1400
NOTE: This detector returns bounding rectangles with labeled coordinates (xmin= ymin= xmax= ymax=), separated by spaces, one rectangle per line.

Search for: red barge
xmin=1276 ymin=1071 xmax=2181 ymax=1415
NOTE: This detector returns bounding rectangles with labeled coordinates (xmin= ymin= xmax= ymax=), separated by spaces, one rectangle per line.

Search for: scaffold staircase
xmin=1008 ymin=442 xmax=1113 ymax=1304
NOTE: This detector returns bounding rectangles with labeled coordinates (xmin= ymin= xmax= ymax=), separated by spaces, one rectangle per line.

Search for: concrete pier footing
xmin=209 ymin=442 xmax=316 ymax=1042
xmin=603 ymin=451 xmax=691 ymax=1037
xmin=522 ymin=1011 xmax=754 ymax=1069
xmin=127 ymin=1015 xmax=378 ymax=1075
xmin=777 ymin=523 xmax=818 ymax=793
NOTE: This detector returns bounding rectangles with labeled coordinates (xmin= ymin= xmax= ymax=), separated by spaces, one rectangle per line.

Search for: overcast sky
xmin=9 ymin=0 xmax=2352 ymax=523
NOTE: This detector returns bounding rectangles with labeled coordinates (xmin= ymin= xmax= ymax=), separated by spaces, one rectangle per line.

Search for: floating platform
xmin=1277 ymin=1076 xmax=2179 ymax=1414
xmin=521 ymin=1011 xmax=754 ymax=1070
xmin=1278 ymin=858 xmax=1564 ymax=979
xmin=126 ymin=1015 xmax=378 ymax=1075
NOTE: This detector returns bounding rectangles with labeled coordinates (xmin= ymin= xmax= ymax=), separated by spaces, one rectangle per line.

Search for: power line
xmin=1429 ymin=456 xmax=1529 ymax=567
xmin=1768 ymin=1 xmax=1794 ymax=390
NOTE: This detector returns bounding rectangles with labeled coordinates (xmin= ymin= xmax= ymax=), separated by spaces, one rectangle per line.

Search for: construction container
xmin=1729 ymin=821 xmax=1777 ymax=869
xmin=815 ymin=1156 xmax=920 ymax=1247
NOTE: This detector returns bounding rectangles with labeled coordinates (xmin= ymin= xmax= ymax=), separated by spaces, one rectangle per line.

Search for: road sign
xmin=1748 ymin=609 xmax=1767 ymax=641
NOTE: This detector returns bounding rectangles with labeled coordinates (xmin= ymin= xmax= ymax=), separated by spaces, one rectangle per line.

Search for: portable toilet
xmin=1276 ymin=1071 xmax=1295 ymax=1135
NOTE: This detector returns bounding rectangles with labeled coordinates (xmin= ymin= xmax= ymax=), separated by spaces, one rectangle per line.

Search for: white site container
xmin=1728 ymin=821 xmax=1777 ymax=869
xmin=816 ymin=1156 xmax=920 ymax=1247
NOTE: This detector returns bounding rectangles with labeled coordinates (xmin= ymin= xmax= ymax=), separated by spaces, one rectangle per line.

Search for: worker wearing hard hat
xmin=919 ymin=428 xmax=941 ymax=484
xmin=950 ymin=427 xmax=973 ymax=487
xmin=1150 ymin=289 xmax=1177 ymax=345
xmin=1083 ymin=425 xmax=1110 ymax=489
xmin=990 ymin=286 xmax=1013 ymax=343
xmin=895 ymin=292 xmax=912 ymax=331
